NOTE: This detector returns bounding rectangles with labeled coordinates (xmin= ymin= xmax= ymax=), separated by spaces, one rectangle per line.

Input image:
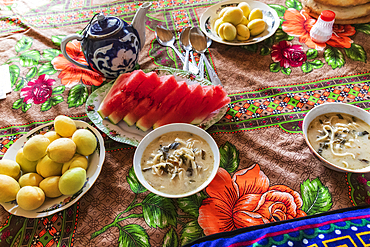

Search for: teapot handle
xmin=60 ymin=34 xmax=90 ymax=70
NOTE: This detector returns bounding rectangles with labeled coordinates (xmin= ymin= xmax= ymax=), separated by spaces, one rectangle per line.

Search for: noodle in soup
xmin=141 ymin=131 xmax=214 ymax=195
xmin=307 ymin=112 xmax=370 ymax=170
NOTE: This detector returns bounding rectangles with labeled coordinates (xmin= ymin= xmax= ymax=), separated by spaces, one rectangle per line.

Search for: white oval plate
xmin=86 ymin=67 xmax=229 ymax=147
xmin=0 ymin=120 xmax=105 ymax=218
xmin=200 ymin=0 xmax=279 ymax=46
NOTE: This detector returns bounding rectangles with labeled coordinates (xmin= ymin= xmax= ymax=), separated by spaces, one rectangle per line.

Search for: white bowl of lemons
xmin=200 ymin=0 xmax=279 ymax=45
xmin=0 ymin=116 xmax=105 ymax=218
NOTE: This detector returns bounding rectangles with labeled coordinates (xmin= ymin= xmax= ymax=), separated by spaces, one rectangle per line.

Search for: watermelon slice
xmin=153 ymin=84 xmax=204 ymax=129
xmin=97 ymin=70 xmax=146 ymax=119
xmin=136 ymin=81 xmax=191 ymax=131
xmin=123 ymin=75 xmax=179 ymax=126
xmin=108 ymin=72 xmax=161 ymax=124
xmin=191 ymin=85 xmax=231 ymax=124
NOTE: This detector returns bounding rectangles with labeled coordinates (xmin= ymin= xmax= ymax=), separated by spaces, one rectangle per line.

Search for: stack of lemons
xmin=0 ymin=115 xmax=97 ymax=211
xmin=213 ymin=2 xmax=266 ymax=41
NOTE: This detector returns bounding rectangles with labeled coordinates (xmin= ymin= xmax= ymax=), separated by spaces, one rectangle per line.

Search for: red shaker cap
xmin=320 ymin=10 xmax=335 ymax=22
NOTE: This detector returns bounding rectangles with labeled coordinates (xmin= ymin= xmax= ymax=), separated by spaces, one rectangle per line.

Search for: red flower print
xmin=282 ymin=8 xmax=355 ymax=50
xmin=271 ymin=41 xmax=307 ymax=68
xmin=1 ymin=230 xmax=10 ymax=240
xmin=198 ymin=164 xmax=306 ymax=235
xmin=51 ymin=40 xmax=105 ymax=87
xmin=20 ymin=74 xmax=54 ymax=104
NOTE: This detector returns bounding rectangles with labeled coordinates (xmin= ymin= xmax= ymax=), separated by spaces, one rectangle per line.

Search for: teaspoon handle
xmin=183 ymin=50 xmax=190 ymax=71
xmin=170 ymin=45 xmax=199 ymax=75
xmin=203 ymin=54 xmax=223 ymax=86
xmin=190 ymin=51 xmax=197 ymax=69
xmin=198 ymin=53 xmax=205 ymax=79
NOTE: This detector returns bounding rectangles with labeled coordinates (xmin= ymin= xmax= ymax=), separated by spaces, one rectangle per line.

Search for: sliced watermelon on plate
xmin=136 ymin=81 xmax=191 ymax=132
xmin=108 ymin=71 xmax=161 ymax=124
xmin=153 ymin=83 xmax=204 ymax=129
xmin=123 ymin=75 xmax=179 ymax=126
xmin=97 ymin=70 xmax=146 ymax=119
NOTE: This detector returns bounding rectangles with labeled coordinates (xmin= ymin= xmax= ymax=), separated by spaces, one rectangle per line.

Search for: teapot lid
xmin=88 ymin=13 xmax=123 ymax=38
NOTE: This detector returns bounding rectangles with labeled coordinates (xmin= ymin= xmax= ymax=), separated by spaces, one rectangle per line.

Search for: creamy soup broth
xmin=141 ymin=131 xmax=214 ymax=195
xmin=307 ymin=112 xmax=370 ymax=170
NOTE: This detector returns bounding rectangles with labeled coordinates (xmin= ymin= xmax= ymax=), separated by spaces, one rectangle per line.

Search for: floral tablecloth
xmin=1 ymin=0 xmax=370 ymax=246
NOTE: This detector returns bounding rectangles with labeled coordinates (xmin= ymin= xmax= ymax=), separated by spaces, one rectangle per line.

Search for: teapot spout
xmin=132 ymin=2 xmax=151 ymax=50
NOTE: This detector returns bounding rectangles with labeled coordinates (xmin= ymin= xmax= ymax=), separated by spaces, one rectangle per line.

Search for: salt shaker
xmin=310 ymin=10 xmax=335 ymax=43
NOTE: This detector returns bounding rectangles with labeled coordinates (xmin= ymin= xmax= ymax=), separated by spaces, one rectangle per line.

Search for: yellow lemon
xmin=23 ymin=135 xmax=50 ymax=161
xmin=16 ymin=186 xmax=45 ymax=211
xmin=59 ymin=167 xmax=86 ymax=195
xmin=0 ymin=159 xmax=20 ymax=179
xmin=54 ymin=115 xmax=76 ymax=137
xmin=16 ymin=148 xmax=38 ymax=173
xmin=62 ymin=154 xmax=88 ymax=174
xmin=248 ymin=19 xmax=266 ymax=36
xmin=222 ymin=7 xmax=244 ymax=25
xmin=19 ymin=172 xmax=43 ymax=187
xmin=238 ymin=2 xmax=251 ymax=17
xmin=39 ymin=176 xmax=62 ymax=198
xmin=236 ymin=24 xmax=250 ymax=40
xmin=43 ymin=131 xmax=61 ymax=143
xmin=248 ymin=8 xmax=263 ymax=21
xmin=218 ymin=23 xmax=237 ymax=41
xmin=72 ymin=129 xmax=97 ymax=156
xmin=47 ymin=138 xmax=76 ymax=163
xmin=0 ymin=174 xmax=20 ymax=203
xmin=240 ymin=16 xmax=249 ymax=25
xmin=36 ymin=155 xmax=63 ymax=178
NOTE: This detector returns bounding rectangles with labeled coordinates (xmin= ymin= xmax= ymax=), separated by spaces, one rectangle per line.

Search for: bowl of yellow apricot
xmin=0 ymin=115 xmax=105 ymax=218
xmin=200 ymin=0 xmax=279 ymax=45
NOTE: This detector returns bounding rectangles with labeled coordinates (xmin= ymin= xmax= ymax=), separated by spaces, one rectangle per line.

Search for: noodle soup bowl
xmin=133 ymin=123 xmax=220 ymax=198
xmin=302 ymin=102 xmax=370 ymax=173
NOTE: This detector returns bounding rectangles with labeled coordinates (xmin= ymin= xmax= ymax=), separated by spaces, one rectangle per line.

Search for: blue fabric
xmin=186 ymin=206 xmax=370 ymax=247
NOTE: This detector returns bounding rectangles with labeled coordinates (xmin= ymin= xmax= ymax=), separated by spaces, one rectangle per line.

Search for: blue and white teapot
xmin=61 ymin=2 xmax=151 ymax=79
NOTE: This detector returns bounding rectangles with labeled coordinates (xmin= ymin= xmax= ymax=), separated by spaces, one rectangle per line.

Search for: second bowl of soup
xmin=133 ymin=123 xmax=220 ymax=198
xmin=303 ymin=102 xmax=370 ymax=173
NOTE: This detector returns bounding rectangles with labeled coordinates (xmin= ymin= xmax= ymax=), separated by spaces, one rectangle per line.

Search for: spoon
xmin=155 ymin=26 xmax=199 ymax=75
xmin=189 ymin=27 xmax=223 ymax=86
xmin=179 ymin=27 xmax=191 ymax=71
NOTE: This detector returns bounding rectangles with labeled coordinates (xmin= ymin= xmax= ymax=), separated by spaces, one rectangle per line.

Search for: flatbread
xmin=304 ymin=7 xmax=370 ymax=24
xmin=314 ymin=0 xmax=369 ymax=7
xmin=301 ymin=0 xmax=370 ymax=20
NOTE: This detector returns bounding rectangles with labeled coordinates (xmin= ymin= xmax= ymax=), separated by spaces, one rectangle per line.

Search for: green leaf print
xmin=21 ymin=102 xmax=32 ymax=112
xmin=301 ymin=178 xmax=332 ymax=215
xmin=41 ymin=98 xmax=52 ymax=111
xmin=324 ymin=46 xmax=345 ymax=69
xmin=14 ymin=78 xmax=27 ymax=92
xmin=127 ymin=167 xmax=147 ymax=194
xmin=274 ymin=29 xmax=294 ymax=43
xmin=219 ymin=141 xmax=239 ymax=173
xmin=51 ymin=35 xmax=66 ymax=47
xmin=260 ymin=47 xmax=271 ymax=56
xmin=13 ymin=99 xmax=22 ymax=109
xmin=306 ymin=49 xmax=318 ymax=60
xmin=52 ymin=86 xmax=65 ymax=95
xmin=163 ymin=228 xmax=178 ymax=247
xmin=268 ymin=4 xmax=287 ymax=17
xmin=242 ymin=44 xmax=258 ymax=53
xmin=38 ymin=62 xmax=57 ymax=76
xmin=354 ymin=24 xmax=370 ymax=35
xmin=9 ymin=64 xmax=20 ymax=87
xmin=270 ymin=62 xmax=281 ymax=73
xmin=285 ymin=0 xmax=302 ymax=10
xmin=15 ymin=37 xmax=33 ymax=53
xmin=301 ymin=62 xmax=313 ymax=73
xmin=26 ymin=67 xmax=38 ymax=79
xmin=43 ymin=48 xmax=61 ymax=61
xmin=180 ymin=220 xmax=204 ymax=246
xmin=19 ymin=50 xmax=41 ymax=67
xmin=118 ymin=224 xmax=150 ymax=247
xmin=142 ymin=193 xmax=177 ymax=228
xmin=177 ymin=192 xmax=207 ymax=218
xmin=67 ymin=84 xmax=88 ymax=108
xmin=345 ymin=43 xmax=366 ymax=62
xmin=281 ymin=67 xmax=291 ymax=75
xmin=309 ymin=60 xmax=324 ymax=69
xmin=50 ymin=95 xmax=63 ymax=106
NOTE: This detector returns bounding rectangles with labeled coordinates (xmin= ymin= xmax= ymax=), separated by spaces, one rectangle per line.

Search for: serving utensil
xmin=155 ymin=26 xmax=199 ymax=75
xmin=179 ymin=27 xmax=193 ymax=72
xmin=189 ymin=27 xmax=223 ymax=86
